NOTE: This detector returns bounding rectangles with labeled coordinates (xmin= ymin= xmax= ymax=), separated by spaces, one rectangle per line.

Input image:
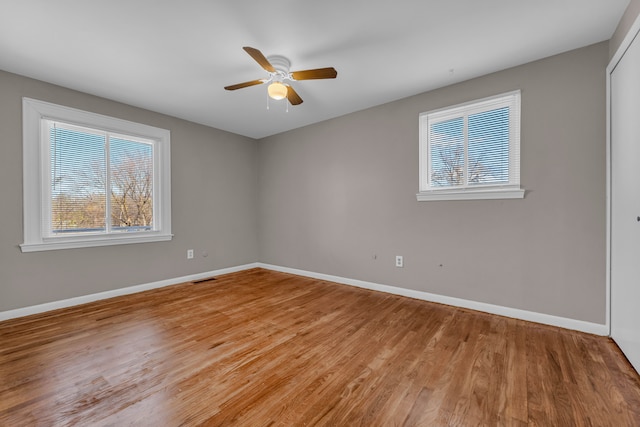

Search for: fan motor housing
xmin=266 ymin=55 xmax=291 ymax=79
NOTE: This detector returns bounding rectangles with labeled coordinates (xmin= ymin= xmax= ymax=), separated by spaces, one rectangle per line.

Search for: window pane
xmin=468 ymin=107 xmax=510 ymax=185
xmin=50 ymin=125 xmax=106 ymax=234
xmin=109 ymin=137 xmax=153 ymax=232
xmin=430 ymin=117 xmax=465 ymax=187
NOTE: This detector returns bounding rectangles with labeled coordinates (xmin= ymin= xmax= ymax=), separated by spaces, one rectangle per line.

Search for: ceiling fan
xmin=224 ymin=46 xmax=338 ymax=106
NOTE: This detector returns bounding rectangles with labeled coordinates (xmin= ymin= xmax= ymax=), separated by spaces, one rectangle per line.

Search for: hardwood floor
xmin=1 ymin=268 xmax=639 ymax=426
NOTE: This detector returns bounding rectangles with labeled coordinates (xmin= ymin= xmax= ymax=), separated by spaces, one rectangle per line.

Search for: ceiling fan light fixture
xmin=225 ymin=47 xmax=337 ymax=106
xmin=268 ymin=82 xmax=288 ymax=100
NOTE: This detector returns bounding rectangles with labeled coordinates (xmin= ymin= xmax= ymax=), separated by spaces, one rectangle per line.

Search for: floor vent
xmin=192 ymin=277 xmax=216 ymax=284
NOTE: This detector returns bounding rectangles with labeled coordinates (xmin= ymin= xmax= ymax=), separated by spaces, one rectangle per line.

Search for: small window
xmin=417 ymin=91 xmax=524 ymax=201
xmin=21 ymin=98 xmax=172 ymax=252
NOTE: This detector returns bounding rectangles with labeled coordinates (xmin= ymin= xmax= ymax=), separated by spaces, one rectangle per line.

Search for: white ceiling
xmin=0 ymin=0 xmax=629 ymax=139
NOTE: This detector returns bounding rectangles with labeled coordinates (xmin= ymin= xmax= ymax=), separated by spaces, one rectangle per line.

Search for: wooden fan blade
xmin=224 ymin=79 xmax=265 ymax=91
xmin=243 ymin=46 xmax=276 ymax=73
xmin=290 ymin=67 xmax=337 ymax=80
xmin=286 ymin=85 xmax=303 ymax=105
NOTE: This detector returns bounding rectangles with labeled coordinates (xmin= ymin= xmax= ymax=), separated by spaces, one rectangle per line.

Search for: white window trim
xmin=416 ymin=186 xmax=524 ymax=201
xmin=417 ymin=90 xmax=524 ymax=201
xmin=21 ymin=98 xmax=172 ymax=252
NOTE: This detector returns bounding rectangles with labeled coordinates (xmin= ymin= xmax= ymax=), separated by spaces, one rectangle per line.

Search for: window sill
xmin=416 ymin=187 xmax=525 ymax=202
xmin=20 ymin=233 xmax=173 ymax=253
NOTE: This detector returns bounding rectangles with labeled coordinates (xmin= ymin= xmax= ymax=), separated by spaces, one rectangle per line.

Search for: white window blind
xmin=418 ymin=91 xmax=524 ymax=201
xmin=47 ymin=120 xmax=154 ymax=236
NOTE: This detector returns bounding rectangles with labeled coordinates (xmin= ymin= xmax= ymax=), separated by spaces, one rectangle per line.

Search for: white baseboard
xmin=257 ymin=263 xmax=609 ymax=336
xmin=1 ymin=262 xmax=609 ymax=337
xmin=0 ymin=263 xmax=260 ymax=322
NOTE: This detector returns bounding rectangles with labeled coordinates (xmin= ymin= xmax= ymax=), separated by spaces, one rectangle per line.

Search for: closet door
xmin=611 ymin=28 xmax=640 ymax=374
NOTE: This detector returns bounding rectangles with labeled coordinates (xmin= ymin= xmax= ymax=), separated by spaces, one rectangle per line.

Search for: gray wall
xmin=610 ymin=0 xmax=640 ymax=59
xmin=0 ymin=70 xmax=259 ymax=312
xmin=258 ymin=42 xmax=608 ymax=324
xmin=0 ymin=41 xmax=611 ymax=325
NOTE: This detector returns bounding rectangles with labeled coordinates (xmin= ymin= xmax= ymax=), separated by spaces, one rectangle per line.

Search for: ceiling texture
xmin=0 ymin=0 xmax=630 ymax=139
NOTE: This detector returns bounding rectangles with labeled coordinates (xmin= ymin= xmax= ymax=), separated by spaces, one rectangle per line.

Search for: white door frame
xmin=607 ymin=14 xmax=640 ymax=338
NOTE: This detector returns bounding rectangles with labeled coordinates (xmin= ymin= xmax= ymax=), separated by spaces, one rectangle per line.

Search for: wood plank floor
xmin=1 ymin=268 xmax=639 ymax=426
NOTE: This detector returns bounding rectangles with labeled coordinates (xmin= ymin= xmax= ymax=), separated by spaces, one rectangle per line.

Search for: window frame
xmin=21 ymin=98 xmax=172 ymax=252
xmin=417 ymin=90 xmax=524 ymax=201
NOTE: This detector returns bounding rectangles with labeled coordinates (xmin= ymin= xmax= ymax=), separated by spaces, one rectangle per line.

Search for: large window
xmin=417 ymin=91 xmax=524 ymax=201
xmin=21 ymin=98 xmax=172 ymax=252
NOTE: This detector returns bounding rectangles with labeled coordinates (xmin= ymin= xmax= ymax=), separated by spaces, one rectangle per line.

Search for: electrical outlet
xmin=187 ymin=249 xmax=194 ymax=259
xmin=395 ymin=255 xmax=403 ymax=268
